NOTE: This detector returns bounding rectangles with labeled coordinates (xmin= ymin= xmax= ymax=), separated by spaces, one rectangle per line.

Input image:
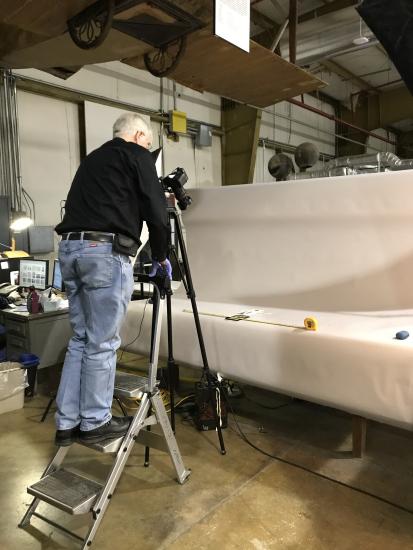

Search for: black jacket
xmin=55 ymin=137 xmax=168 ymax=260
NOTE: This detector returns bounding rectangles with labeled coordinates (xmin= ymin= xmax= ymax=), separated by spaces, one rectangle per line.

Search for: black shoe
xmin=55 ymin=425 xmax=80 ymax=447
xmin=79 ymin=416 xmax=132 ymax=443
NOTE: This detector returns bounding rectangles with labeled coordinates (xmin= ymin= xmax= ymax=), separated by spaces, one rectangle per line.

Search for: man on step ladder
xmin=19 ymin=113 xmax=190 ymax=549
xmin=54 ymin=112 xmax=172 ymax=446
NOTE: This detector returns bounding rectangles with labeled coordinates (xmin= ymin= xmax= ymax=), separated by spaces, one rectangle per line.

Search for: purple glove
xmin=149 ymin=259 xmax=172 ymax=280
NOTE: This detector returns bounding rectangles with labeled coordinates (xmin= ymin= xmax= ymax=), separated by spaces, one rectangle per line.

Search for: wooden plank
xmin=146 ymin=29 xmax=325 ymax=108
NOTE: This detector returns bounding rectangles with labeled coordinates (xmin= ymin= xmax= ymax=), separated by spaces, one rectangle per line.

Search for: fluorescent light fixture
xmin=10 ymin=210 xmax=33 ymax=232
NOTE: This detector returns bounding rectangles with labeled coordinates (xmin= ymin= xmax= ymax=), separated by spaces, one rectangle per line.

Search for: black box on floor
xmin=194 ymin=380 xmax=228 ymax=431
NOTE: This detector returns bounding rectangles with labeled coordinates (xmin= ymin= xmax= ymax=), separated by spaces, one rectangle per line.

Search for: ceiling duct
xmin=280 ymin=19 xmax=377 ymax=66
xmin=289 ymin=152 xmax=413 ymax=180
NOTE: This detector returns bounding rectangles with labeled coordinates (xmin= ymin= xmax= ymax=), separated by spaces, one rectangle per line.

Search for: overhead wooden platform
xmin=0 ymin=1 xmax=324 ymax=107
xmin=0 ymin=0 xmax=95 ymax=58
xmin=1 ymin=29 xmax=152 ymax=70
xmin=127 ymin=29 xmax=325 ymax=107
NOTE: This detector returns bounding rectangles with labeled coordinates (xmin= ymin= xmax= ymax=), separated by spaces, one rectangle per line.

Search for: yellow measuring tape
xmin=183 ymin=310 xmax=318 ymax=331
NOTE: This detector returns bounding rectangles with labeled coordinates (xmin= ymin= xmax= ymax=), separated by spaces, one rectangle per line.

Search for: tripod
xmin=161 ymin=204 xmax=226 ymax=455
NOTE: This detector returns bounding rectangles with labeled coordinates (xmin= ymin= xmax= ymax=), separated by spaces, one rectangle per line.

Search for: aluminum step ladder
xmin=19 ymin=277 xmax=191 ymax=548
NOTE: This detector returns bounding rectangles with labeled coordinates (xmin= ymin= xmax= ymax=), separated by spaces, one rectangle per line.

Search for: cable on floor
xmin=224 ymin=393 xmax=413 ymax=517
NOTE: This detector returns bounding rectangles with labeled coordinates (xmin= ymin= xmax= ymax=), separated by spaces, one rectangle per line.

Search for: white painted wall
xmin=84 ymin=101 xmax=143 ymax=154
xmin=83 ymin=100 xmax=221 ymax=189
xmin=14 ymin=62 xmax=222 ymax=214
xmin=17 ymin=90 xmax=80 ymax=228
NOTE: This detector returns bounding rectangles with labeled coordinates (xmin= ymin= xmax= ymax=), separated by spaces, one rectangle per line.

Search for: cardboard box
xmin=0 ymin=362 xmax=26 ymax=415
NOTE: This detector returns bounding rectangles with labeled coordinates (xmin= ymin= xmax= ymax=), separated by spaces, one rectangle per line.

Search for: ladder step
xmin=114 ymin=372 xmax=148 ymax=398
xmin=27 ymin=469 xmax=102 ymax=515
xmin=78 ymin=436 xmax=124 ymax=454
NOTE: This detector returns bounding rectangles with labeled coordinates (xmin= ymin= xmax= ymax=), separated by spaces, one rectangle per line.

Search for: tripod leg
xmin=166 ymin=293 xmax=176 ymax=432
xmin=172 ymin=210 xmax=226 ymax=455
xmin=41 ymin=396 xmax=55 ymax=423
xmin=207 ymin=376 xmax=226 ymax=455
xmin=144 ymin=404 xmax=151 ymax=467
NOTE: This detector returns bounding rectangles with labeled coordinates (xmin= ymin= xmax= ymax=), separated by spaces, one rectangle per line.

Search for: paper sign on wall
xmin=214 ymin=0 xmax=250 ymax=53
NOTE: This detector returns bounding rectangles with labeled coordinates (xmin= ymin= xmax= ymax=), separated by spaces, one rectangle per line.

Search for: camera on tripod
xmin=161 ymin=167 xmax=192 ymax=211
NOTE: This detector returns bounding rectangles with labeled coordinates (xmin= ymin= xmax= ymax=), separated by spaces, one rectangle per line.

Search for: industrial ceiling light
xmin=10 ymin=209 xmax=33 ymax=232
xmin=353 ymin=18 xmax=370 ymax=45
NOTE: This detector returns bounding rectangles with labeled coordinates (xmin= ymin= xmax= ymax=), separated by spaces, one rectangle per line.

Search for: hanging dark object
xmin=67 ymin=0 xmax=115 ymax=50
xmin=357 ymin=0 xmax=413 ymax=95
xmin=66 ymin=0 xmax=203 ymax=77
xmin=144 ymin=36 xmax=186 ymax=77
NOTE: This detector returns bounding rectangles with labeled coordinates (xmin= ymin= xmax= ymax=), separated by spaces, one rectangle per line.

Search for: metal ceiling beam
xmin=321 ymin=59 xmax=378 ymax=93
xmin=289 ymin=0 xmax=298 ymax=64
xmin=252 ymin=26 xmax=282 ymax=52
xmin=299 ymin=0 xmax=358 ymax=24
xmin=251 ymin=7 xmax=278 ymax=30
xmin=268 ymin=0 xmax=287 ymax=20
xmin=251 ymin=6 xmax=284 ymax=53
xmin=296 ymin=38 xmax=379 ymax=68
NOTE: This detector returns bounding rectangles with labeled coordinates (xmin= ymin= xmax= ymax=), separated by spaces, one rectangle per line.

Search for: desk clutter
xmin=0 ymin=257 xmax=67 ymax=312
xmin=0 ymin=256 xmax=71 ymax=408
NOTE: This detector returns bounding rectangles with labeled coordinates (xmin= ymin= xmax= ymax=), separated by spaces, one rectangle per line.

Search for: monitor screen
xmin=52 ymin=259 xmax=64 ymax=292
xmin=19 ymin=259 xmax=49 ymax=290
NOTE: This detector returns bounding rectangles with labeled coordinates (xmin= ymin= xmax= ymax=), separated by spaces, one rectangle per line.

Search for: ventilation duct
xmin=288 ymin=152 xmax=413 ymax=180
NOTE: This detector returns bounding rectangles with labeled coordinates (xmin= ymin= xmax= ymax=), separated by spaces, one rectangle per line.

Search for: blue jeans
xmin=55 ymin=239 xmax=134 ymax=431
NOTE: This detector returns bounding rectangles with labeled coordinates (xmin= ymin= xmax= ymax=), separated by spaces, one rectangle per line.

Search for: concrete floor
xmin=1 ymin=354 xmax=413 ymax=549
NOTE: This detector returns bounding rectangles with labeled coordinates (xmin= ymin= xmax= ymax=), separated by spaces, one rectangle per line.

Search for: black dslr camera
xmin=161 ymin=168 xmax=192 ymax=211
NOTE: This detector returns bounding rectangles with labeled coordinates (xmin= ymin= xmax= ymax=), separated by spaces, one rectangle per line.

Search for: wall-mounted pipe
xmin=0 ymin=69 xmax=27 ymax=213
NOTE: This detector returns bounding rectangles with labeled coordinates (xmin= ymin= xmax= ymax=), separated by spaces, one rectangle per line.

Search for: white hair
xmin=113 ymin=112 xmax=153 ymax=142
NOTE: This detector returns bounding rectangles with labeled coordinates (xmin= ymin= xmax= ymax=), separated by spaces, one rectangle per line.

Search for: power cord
xmin=118 ymin=299 xmax=149 ymax=362
xmin=224 ymin=392 xmax=413 ymax=517
xmin=116 ymin=392 xmax=195 ymax=414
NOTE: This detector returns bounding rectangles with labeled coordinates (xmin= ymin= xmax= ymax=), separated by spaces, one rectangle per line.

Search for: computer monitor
xmin=52 ymin=259 xmax=65 ymax=292
xmin=19 ymin=259 xmax=49 ymax=290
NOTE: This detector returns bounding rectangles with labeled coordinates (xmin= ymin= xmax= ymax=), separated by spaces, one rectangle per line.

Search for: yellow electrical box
xmin=169 ymin=110 xmax=187 ymax=133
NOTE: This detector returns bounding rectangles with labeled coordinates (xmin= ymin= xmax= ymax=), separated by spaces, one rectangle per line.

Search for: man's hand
xmin=149 ymin=259 xmax=172 ymax=280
